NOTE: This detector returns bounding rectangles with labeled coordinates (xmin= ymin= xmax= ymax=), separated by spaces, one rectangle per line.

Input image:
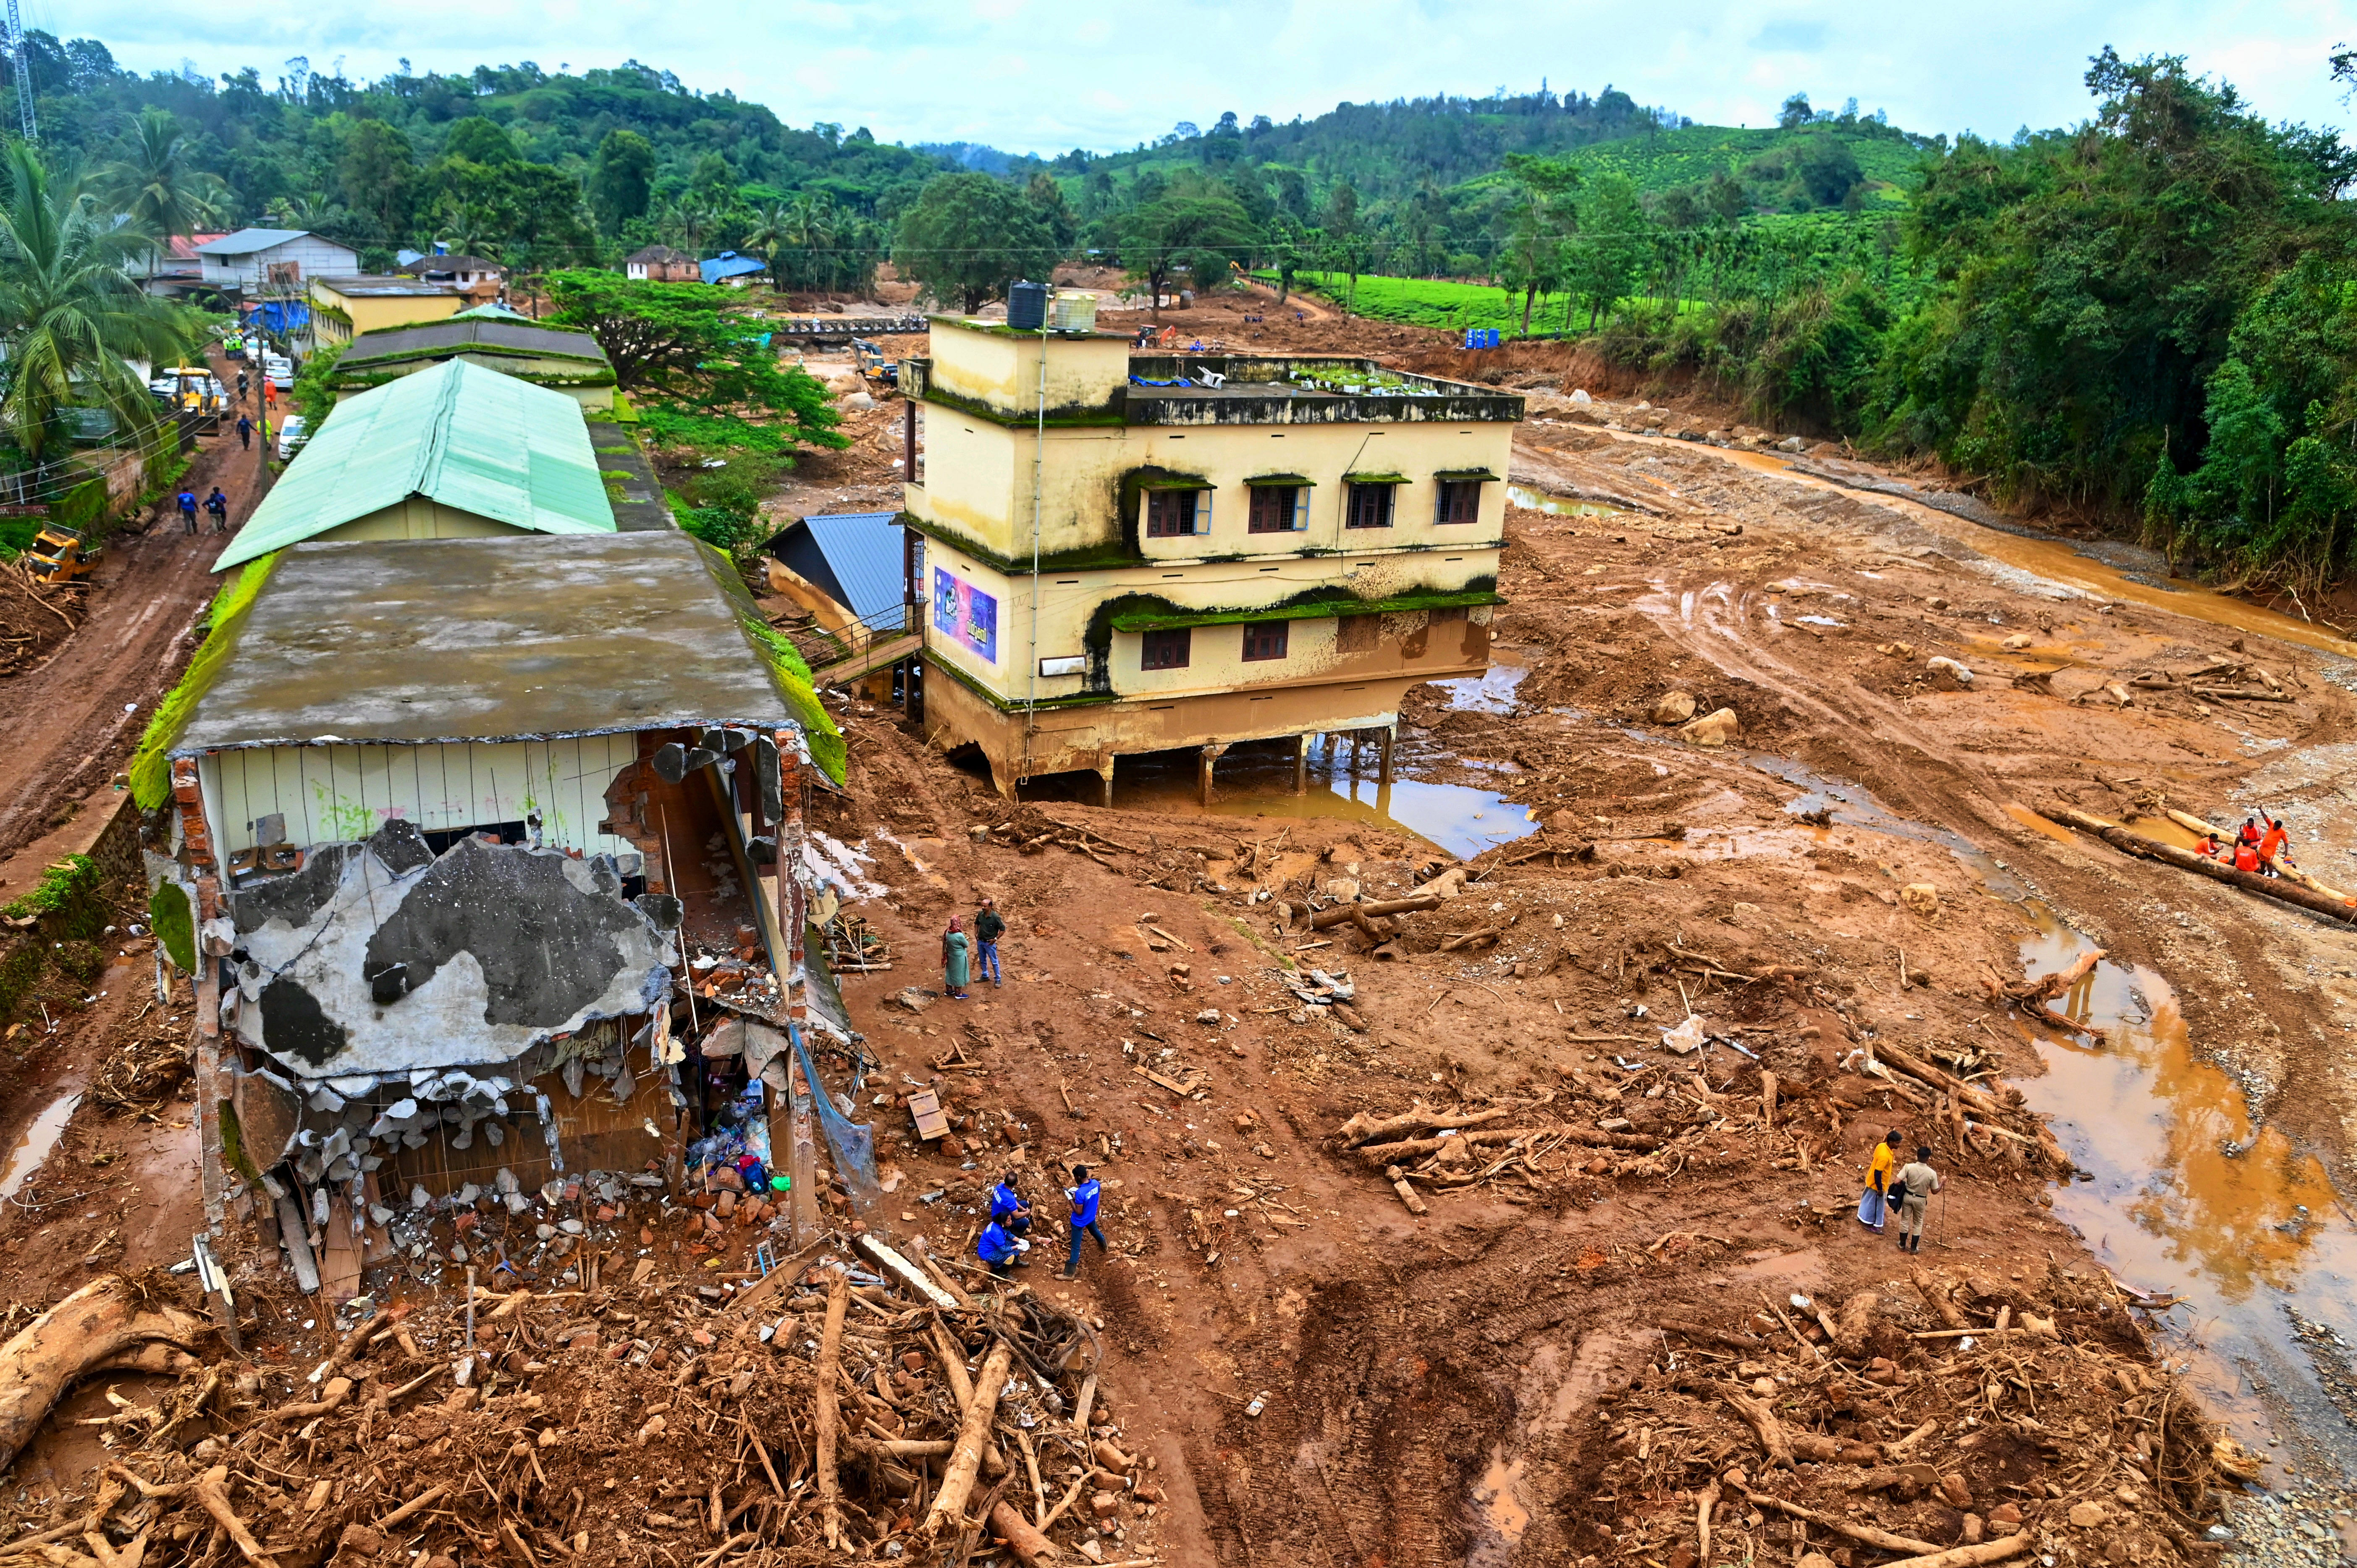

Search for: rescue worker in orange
xmin=2257 ymin=811 xmax=2291 ymax=878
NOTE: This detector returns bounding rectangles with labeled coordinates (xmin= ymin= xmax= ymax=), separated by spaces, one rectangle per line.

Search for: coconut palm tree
xmin=0 ymin=142 xmax=202 ymax=460
xmin=94 ymin=108 xmax=231 ymax=275
xmin=741 ymin=199 xmax=792 ymax=292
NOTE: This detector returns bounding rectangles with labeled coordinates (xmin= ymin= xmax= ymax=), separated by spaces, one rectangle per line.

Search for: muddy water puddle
xmin=0 ymin=1091 xmax=79 ymax=1202
xmin=2010 ymin=905 xmax=2357 ymax=1472
xmin=1017 ymin=738 xmax=1540 ymax=860
xmin=1436 ymin=646 xmax=1530 ymax=714
xmin=1505 ymin=485 xmax=1622 ymax=519
xmin=1741 ymin=755 xmax=2357 ymax=1466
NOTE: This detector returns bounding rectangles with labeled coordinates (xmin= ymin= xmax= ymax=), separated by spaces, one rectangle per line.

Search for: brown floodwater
xmin=2010 ymin=905 xmax=2357 ymax=1463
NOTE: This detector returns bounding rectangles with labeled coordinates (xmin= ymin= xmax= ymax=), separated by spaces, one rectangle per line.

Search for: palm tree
xmin=94 ymin=109 xmax=231 ymax=276
xmin=0 ymin=142 xmax=202 ymax=460
xmin=741 ymin=199 xmax=791 ymax=292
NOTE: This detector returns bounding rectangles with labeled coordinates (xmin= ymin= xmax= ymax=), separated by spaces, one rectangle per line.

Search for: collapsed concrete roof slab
xmin=172 ymin=532 xmax=801 ymax=753
xmin=226 ymin=828 xmax=674 ymax=1080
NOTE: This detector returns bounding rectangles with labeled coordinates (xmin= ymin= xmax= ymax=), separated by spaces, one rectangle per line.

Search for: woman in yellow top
xmin=1857 ymin=1130 xmax=1903 ymax=1232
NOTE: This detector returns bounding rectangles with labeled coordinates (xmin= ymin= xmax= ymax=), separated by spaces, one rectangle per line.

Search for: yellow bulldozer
xmin=23 ymin=525 xmax=96 ymax=585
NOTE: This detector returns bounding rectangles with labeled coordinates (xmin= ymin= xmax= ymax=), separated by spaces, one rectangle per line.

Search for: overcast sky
xmin=55 ymin=0 xmax=2354 ymax=154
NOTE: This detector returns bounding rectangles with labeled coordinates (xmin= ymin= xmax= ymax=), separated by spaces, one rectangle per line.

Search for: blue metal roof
xmin=700 ymin=250 xmax=768 ymax=285
xmin=792 ymin=511 xmax=905 ymax=624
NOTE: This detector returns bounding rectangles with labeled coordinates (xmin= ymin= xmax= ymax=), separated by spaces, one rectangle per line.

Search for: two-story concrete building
xmin=195 ymin=228 xmax=359 ymax=294
xmin=899 ymin=317 xmax=1521 ymax=800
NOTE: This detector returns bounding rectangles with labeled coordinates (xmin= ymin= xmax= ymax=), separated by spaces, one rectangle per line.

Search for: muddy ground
xmin=4 ymin=305 xmax=2357 ymax=1566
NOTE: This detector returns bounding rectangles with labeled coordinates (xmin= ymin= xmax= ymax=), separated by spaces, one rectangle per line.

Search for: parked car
xmin=275 ymin=415 xmax=308 ymax=461
xmin=262 ymin=354 xmax=295 ymax=391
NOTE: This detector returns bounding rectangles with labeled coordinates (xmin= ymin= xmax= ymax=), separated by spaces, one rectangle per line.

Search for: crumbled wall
xmin=223 ymin=820 xmax=677 ymax=1078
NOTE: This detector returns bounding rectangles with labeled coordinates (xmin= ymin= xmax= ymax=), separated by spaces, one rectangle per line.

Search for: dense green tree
xmin=0 ymin=143 xmax=202 ymax=458
xmin=891 ymin=173 xmax=1060 ymax=312
xmin=543 ymin=270 xmax=845 ymax=456
xmin=1497 ymin=154 xmax=1579 ymax=330
xmin=590 ymin=128 xmax=656 ymax=235
xmin=1565 ymin=171 xmax=1647 ymax=328
xmin=337 ymin=119 xmax=415 ymax=239
xmin=94 ymin=108 xmax=231 ymax=272
xmin=1791 ymin=135 xmax=1864 ymax=207
xmin=1121 ymin=182 xmax=1259 ymax=307
xmin=442 ymin=116 xmax=517 ymax=165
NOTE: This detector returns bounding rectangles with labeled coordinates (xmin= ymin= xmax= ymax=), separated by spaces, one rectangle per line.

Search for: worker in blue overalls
xmin=978 ymin=1216 xmax=1029 ymax=1277
xmin=989 ymin=1171 xmax=1031 ymax=1238
xmin=1061 ymin=1164 xmax=1107 ymax=1279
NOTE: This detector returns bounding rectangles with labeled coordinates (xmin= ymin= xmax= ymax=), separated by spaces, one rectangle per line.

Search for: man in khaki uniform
xmin=1893 ymin=1146 xmax=1941 ymax=1253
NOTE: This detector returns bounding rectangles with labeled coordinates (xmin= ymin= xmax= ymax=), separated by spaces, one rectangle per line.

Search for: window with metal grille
xmin=1345 ymin=483 xmax=1395 ymax=529
xmin=1435 ymin=480 xmax=1482 ymax=524
xmin=1140 ymin=627 xmax=1191 ymax=669
xmin=1248 ymin=485 xmax=1303 ymax=532
xmin=1241 ymin=621 xmax=1290 ymax=661
xmin=1146 ymin=490 xmax=1201 ymax=538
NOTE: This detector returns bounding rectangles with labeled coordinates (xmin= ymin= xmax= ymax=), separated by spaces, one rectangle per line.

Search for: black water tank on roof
xmin=1007 ymin=280 xmax=1047 ymax=330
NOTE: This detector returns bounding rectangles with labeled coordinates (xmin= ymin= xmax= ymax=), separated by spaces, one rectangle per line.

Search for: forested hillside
xmin=0 ymin=37 xmax=944 ymax=278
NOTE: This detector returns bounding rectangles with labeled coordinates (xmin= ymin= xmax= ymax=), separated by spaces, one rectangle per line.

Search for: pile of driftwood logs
xmin=0 ymin=1232 xmax=1161 ymax=1568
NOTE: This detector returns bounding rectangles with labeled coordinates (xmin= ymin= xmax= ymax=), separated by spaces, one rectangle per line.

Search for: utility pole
xmin=8 ymin=0 xmax=37 ymax=142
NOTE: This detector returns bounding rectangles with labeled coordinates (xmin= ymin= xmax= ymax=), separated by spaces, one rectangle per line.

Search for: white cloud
xmin=61 ymin=0 xmax=2352 ymax=152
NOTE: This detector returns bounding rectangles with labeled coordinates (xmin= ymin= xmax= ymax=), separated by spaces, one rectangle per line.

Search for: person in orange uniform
xmin=2257 ymin=812 xmax=2291 ymax=877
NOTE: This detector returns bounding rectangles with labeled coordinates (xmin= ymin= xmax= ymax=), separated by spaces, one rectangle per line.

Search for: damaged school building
xmin=900 ymin=314 xmax=1523 ymax=799
xmin=135 ymin=349 xmax=856 ymax=1298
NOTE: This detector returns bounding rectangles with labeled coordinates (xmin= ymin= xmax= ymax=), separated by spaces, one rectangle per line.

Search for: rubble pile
xmin=1582 ymin=1267 xmax=2235 ymax=1568
xmin=0 ymin=1238 xmax=1158 ymax=1568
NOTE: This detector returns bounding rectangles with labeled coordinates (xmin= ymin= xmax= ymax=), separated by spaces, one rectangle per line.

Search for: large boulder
xmin=1679 ymin=708 xmax=1740 ymax=747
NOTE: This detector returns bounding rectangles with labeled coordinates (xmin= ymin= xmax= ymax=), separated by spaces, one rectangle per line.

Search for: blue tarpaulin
xmin=252 ymin=301 xmax=310 ymax=335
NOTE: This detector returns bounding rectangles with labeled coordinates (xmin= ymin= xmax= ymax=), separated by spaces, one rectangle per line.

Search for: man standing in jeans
xmin=975 ymin=896 xmax=1005 ymax=987
xmin=1061 ymin=1163 xmax=1106 ymax=1279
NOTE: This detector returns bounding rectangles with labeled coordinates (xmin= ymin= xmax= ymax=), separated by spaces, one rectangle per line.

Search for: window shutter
xmin=1198 ymin=488 xmax=1211 ymax=535
xmin=1294 ymin=488 xmax=1308 ymax=531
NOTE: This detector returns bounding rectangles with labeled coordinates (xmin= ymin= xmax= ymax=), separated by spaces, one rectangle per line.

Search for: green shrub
xmin=149 ymin=880 xmax=195 ymax=971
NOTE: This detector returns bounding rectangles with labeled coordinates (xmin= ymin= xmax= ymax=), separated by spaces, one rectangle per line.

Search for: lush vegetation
xmin=1 ymin=38 xmax=951 ymax=275
xmin=1380 ymin=53 xmax=2357 ymax=590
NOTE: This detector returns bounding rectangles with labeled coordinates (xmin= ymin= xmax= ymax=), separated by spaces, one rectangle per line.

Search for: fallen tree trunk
xmin=1832 ymin=1292 xmax=1879 ymax=1361
xmin=1879 ymin=1538 xmax=2035 ymax=1568
xmin=1337 ymin=1104 xmax=1511 ymax=1148
xmin=2042 ymin=805 xmax=2357 ymax=923
xmin=815 ymin=1268 xmax=849 ymax=1550
xmin=1310 ymin=894 xmax=1441 ymax=930
xmin=1872 ymin=1040 xmax=2003 ymax=1117
xmin=988 ymin=1498 xmax=1059 ymax=1568
xmin=1740 ymin=1489 xmax=1938 ymax=1555
xmin=0 ymin=1275 xmax=211 ymax=1476
xmin=1664 ymin=1319 xmax=1764 ymax=1350
xmin=1357 ymin=1126 xmax=1659 ymax=1163
xmin=1912 ymin=1268 xmax=1963 ymax=1329
xmin=1717 ymin=1384 xmax=1794 ymax=1470
xmin=924 ymin=1340 xmax=1015 ymax=1536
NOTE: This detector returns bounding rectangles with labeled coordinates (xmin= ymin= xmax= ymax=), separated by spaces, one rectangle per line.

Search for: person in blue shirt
xmin=1061 ymin=1164 xmax=1106 ymax=1279
xmin=977 ymin=1217 xmax=1028 ymax=1276
xmin=989 ymin=1172 xmax=1031 ymax=1237
xmin=176 ymin=490 xmax=198 ymax=534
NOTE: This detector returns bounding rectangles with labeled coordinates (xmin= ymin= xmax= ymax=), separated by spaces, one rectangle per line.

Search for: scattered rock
xmin=2002 ymin=633 xmax=2032 ymax=650
xmin=1678 ymin=708 xmax=1740 ymax=747
xmin=1899 ymin=884 xmax=1940 ymax=918
xmin=1926 ymin=655 xmax=1975 ymax=689
xmin=1650 ymin=690 xmax=1698 ymax=725
xmin=2069 ymin=1502 xmax=2108 ymax=1529
xmin=1877 ymin=642 xmax=1916 ymax=661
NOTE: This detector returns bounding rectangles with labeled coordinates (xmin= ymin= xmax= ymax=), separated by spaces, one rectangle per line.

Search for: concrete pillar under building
xmin=1199 ymin=742 xmax=1229 ymax=807
xmin=1097 ymin=756 xmax=1117 ymax=808
xmin=1378 ymin=724 xmax=1397 ymax=785
xmin=1293 ymin=734 xmax=1312 ymax=795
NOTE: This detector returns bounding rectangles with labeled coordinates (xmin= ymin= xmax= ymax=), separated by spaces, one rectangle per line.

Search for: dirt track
xmin=0 ymin=359 xmax=272 ymax=875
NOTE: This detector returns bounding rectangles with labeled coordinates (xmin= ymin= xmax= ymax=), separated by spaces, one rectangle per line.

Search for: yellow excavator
xmin=23 ymin=525 xmax=95 ymax=585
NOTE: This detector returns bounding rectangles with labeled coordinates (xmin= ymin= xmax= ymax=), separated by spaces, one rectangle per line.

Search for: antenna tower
xmin=8 ymin=0 xmax=35 ymax=142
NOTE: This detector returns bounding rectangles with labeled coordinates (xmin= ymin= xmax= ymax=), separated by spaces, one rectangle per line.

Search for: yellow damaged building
xmin=901 ymin=315 xmax=1523 ymax=799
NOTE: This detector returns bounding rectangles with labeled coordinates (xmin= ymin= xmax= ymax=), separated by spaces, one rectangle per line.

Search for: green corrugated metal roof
xmin=213 ymin=357 xmax=614 ymax=572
